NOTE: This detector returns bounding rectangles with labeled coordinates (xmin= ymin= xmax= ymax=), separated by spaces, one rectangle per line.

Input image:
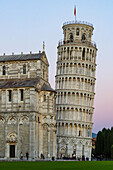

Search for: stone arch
xmin=0 ymin=117 xmax=5 ymax=124
xmin=7 ymin=116 xmax=17 ymax=124
xmin=60 ymin=147 xmax=66 ymax=156
xmin=20 ymin=116 xmax=29 ymax=124
xmin=7 ymin=132 xmax=17 ymax=143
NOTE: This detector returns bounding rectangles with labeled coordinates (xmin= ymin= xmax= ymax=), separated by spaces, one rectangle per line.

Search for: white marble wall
xmin=56 ymin=22 xmax=97 ymax=160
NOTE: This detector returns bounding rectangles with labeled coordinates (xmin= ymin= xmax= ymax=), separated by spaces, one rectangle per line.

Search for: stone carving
xmin=0 ymin=117 xmax=5 ymax=124
xmin=8 ymin=116 xmax=17 ymax=124
xmin=20 ymin=116 xmax=29 ymax=124
xmin=7 ymin=133 xmax=17 ymax=143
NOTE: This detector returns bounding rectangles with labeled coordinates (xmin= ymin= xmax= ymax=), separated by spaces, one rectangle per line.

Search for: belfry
xmin=55 ymin=15 xmax=97 ymax=160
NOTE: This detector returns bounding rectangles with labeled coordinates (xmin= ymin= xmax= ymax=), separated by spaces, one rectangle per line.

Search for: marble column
xmin=53 ymin=130 xmax=56 ymax=157
xmin=48 ymin=129 xmax=50 ymax=158
xmin=29 ymin=117 xmax=36 ymax=159
xmin=38 ymin=124 xmax=43 ymax=158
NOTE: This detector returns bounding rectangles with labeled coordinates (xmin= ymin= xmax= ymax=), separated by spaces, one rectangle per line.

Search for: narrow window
xmin=82 ymin=34 xmax=86 ymax=41
xmin=8 ymin=90 xmax=12 ymax=102
xmin=76 ymin=28 xmax=79 ymax=35
xmin=23 ymin=65 xmax=26 ymax=74
xmin=3 ymin=66 xmax=6 ymax=75
xmin=44 ymin=95 xmax=46 ymax=102
xmin=70 ymin=33 xmax=73 ymax=42
xmin=82 ymin=48 xmax=85 ymax=60
xmin=20 ymin=89 xmax=24 ymax=101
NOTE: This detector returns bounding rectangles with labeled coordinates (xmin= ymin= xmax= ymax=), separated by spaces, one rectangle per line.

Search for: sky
xmin=0 ymin=0 xmax=113 ymax=133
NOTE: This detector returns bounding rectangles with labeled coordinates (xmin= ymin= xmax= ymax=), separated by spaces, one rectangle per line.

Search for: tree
xmin=111 ymin=145 xmax=113 ymax=159
xmin=110 ymin=127 xmax=113 ymax=147
xmin=95 ymin=127 xmax=113 ymax=158
xmin=95 ymin=131 xmax=104 ymax=156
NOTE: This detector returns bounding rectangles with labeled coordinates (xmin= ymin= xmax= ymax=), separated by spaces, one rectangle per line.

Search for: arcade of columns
xmin=55 ymin=22 xmax=97 ymax=159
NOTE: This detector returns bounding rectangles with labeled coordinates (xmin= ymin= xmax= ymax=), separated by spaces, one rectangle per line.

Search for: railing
xmin=63 ymin=20 xmax=93 ymax=27
xmin=58 ymin=39 xmax=96 ymax=48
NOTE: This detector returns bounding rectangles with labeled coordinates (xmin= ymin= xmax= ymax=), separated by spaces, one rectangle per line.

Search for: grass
xmin=0 ymin=161 xmax=113 ymax=170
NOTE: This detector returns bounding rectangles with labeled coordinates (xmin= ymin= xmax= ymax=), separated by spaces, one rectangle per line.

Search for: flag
xmin=74 ymin=6 xmax=76 ymax=16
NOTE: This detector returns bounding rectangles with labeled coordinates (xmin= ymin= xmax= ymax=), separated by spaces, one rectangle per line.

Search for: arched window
xmin=8 ymin=90 xmax=12 ymax=102
xmin=70 ymin=33 xmax=73 ymax=42
xmin=3 ymin=66 xmax=6 ymax=75
xmin=82 ymin=48 xmax=85 ymax=60
xmin=82 ymin=34 xmax=86 ymax=41
xmin=76 ymin=28 xmax=79 ymax=35
xmin=20 ymin=89 xmax=24 ymax=101
xmin=23 ymin=65 xmax=26 ymax=74
xmin=43 ymin=95 xmax=46 ymax=102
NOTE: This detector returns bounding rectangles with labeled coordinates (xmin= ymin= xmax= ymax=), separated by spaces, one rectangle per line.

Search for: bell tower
xmin=55 ymin=18 xmax=97 ymax=160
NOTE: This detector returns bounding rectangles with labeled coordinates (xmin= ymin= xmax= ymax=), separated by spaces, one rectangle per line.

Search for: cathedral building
xmin=55 ymin=20 xmax=97 ymax=160
xmin=0 ymin=50 xmax=56 ymax=159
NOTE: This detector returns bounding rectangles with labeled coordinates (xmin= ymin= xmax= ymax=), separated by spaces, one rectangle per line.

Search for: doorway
xmin=10 ymin=145 xmax=15 ymax=158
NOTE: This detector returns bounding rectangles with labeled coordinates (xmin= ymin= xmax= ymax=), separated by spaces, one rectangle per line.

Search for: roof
xmin=41 ymin=83 xmax=56 ymax=93
xmin=0 ymin=78 xmax=40 ymax=89
xmin=0 ymin=52 xmax=44 ymax=62
xmin=0 ymin=79 xmax=56 ymax=93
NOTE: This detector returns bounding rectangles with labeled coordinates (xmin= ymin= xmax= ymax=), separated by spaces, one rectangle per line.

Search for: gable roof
xmin=0 ymin=52 xmax=44 ymax=62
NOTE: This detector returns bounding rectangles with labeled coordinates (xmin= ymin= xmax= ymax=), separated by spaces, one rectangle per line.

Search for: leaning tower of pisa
xmin=55 ymin=20 xmax=97 ymax=160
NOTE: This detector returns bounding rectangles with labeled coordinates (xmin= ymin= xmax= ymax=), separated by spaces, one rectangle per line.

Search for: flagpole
xmin=74 ymin=6 xmax=76 ymax=23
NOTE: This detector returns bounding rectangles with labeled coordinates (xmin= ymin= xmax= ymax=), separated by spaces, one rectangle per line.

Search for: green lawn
xmin=0 ymin=161 xmax=113 ymax=170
